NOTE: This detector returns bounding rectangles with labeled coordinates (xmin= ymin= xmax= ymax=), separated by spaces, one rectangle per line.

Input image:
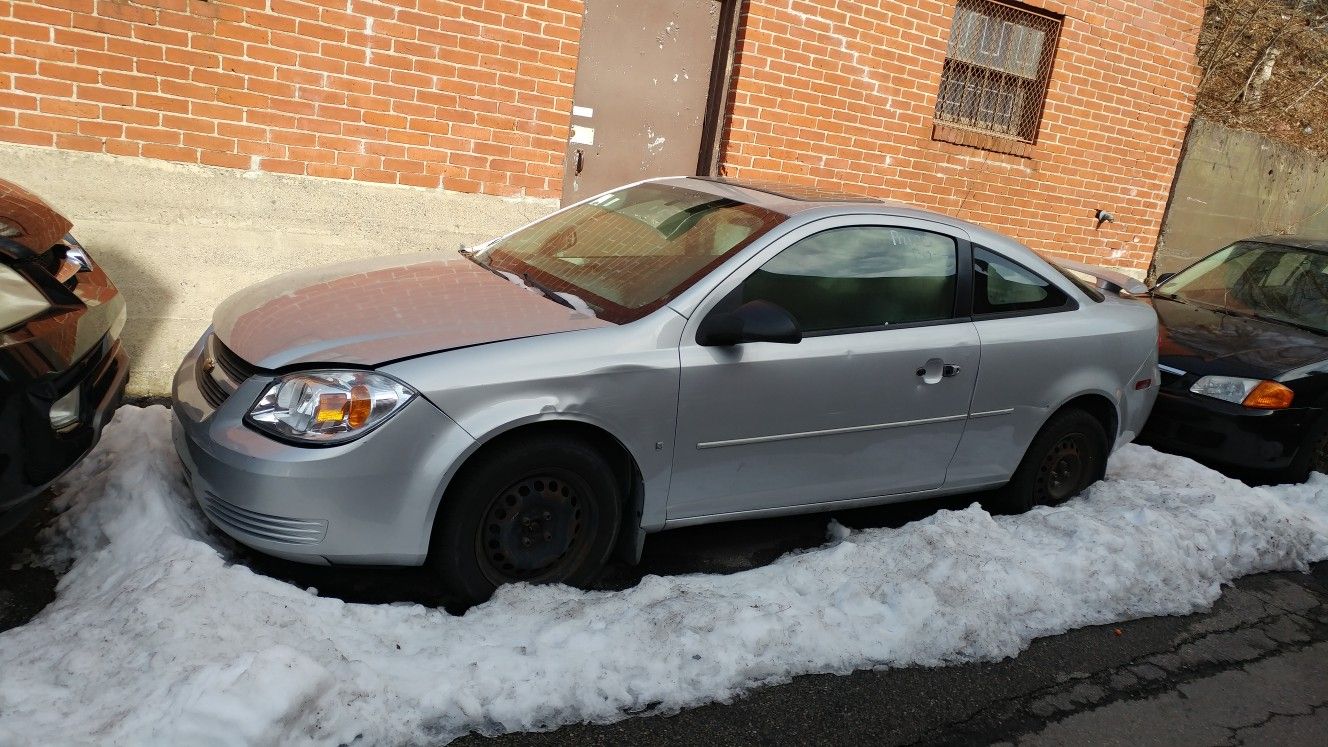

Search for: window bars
xmin=935 ymin=0 xmax=1062 ymax=143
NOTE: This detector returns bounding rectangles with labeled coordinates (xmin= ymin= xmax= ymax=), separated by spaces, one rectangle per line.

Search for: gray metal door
xmin=561 ymin=0 xmax=725 ymax=205
xmin=667 ymin=218 xmax=982 ymax=522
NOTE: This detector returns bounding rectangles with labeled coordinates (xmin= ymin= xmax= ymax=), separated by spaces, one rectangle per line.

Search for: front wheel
xmin=997 ymin=408 xmax=1109 ymax=513
xmin=430 ymin=437 xmax=622 ymax=604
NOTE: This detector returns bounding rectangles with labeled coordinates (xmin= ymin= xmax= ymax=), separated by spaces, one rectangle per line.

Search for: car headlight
xmin=1189 ymin=376 xmax=1295 ymax=409
xmin=0 ymin=264 xmax=51 ymax=330
xmin=246 ymin=370 xmax=416 ymax=444
xmin=61 ymin=233 xmax=93 ymax=272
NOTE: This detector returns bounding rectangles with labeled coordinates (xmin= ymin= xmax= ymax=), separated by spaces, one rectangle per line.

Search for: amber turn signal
xmin=347 ymin=384 xmax=373 ymax=428
xmin=1242 ymin=380 xmax=1295 ymax=410
xmin=315 ymin=392 xmax=348 ymax=422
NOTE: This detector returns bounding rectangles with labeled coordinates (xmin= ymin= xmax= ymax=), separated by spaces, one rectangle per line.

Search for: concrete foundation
xmin=0 ymin=143 xmax=557 ymax=395
xmin=1156 ymin=118 xmax=1328 ymax=277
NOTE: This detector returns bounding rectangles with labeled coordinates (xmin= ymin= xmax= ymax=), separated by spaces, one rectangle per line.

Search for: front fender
xmin=381 ymin=317 xmax=686 ymax=534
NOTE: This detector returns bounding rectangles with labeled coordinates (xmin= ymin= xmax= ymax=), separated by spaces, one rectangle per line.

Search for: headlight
xmin=1189 ymin=376 xmax=1295 ymax=409
xmin=0 ymin=264 xmax=51 ymax=330
xmin=61 ymin=234 xmax=93 ymax=272
xmin=246 ymin=370 xmax=416 ymax=444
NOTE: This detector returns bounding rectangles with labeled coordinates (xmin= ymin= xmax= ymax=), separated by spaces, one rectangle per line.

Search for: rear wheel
xmin=430 ymin=436 xmax=622 ymax=604
xmin=997 ymin=408 xmax=1109 ymax=513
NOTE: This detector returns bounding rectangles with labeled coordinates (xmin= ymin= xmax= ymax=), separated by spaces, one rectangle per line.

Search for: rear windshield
xmin=1051 ymin=265 xmax=1106 ymax=302
xmin=475 ymin=183 xmax=785 ymax=324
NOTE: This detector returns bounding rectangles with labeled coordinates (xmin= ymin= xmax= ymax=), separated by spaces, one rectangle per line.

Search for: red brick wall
xmin=0 ymin=0 xmax=1202 ymax=269
xmin=722 ymin=0 xmax=1203 ymax=271
xmin=0 ymin=0 xmax=581 ymax=196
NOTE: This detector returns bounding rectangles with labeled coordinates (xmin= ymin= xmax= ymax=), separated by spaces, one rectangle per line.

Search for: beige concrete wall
xmin=0 ymin=143 xmax=557 ymax=395
xmin=1156 ymin=118 xmax=1328 ymax=277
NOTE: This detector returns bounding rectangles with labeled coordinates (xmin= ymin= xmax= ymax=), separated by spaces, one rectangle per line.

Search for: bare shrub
xmin=1196 ymin=0 xmax=1328 ymax=154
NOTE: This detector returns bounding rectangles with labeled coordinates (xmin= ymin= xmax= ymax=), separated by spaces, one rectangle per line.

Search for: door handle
xmin=916 ymin=359 xmax=961 ymax=384
xmin=574 ymin=148 xmax=584 ymax=175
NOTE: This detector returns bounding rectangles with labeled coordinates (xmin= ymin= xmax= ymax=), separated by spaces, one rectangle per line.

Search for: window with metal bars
xmin=935 ymin=0 xmax=1062 ymax=144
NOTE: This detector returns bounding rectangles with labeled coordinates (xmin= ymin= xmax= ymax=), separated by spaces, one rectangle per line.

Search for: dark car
xmin=0 ymin=178 xmax=129 ymax=535
xmin=1140 ymin=237 xmax=1327 ymax=482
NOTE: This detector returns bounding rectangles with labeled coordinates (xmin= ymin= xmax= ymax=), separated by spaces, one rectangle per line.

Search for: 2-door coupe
xmin=1 ymin=178 xmax=129 ymax=536
xmin=173 ymin=178 xmax=1158 ymax=602
xmin=1141 ymin=237 xmax=1327 ymax=482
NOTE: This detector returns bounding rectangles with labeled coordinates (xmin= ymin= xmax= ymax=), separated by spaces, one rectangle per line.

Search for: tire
xmin=429 ymin=435 xmax=622 ymax=604
xmin=1275 ymin=413 xmax=1328 ymax=485
xmin=996 ymin=408 xmax=1109 ymax=514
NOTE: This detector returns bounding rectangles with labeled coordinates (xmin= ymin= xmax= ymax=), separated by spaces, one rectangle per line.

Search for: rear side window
xmin=973 ymin=247 xmax=1068 ymax=315
xmin=738 ymin=226 xmax=958 ymax=333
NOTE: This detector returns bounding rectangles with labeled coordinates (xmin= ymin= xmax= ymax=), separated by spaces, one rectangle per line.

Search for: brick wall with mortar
xmin=719 ymin=0 xmax=1203 ymax=272
xmin=0 ymin=0 xmax=582 ymax=196
xmin=0 ymin=0 xmax=1202 ymax=271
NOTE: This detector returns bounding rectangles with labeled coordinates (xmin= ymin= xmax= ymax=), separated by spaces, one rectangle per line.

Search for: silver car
xmin=172 ymin=178 xmax=1159 ymax=602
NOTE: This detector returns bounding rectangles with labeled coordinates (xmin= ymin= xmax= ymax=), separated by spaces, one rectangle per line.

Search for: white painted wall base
xmin=0 ymin=143 xmax=556 ymax=395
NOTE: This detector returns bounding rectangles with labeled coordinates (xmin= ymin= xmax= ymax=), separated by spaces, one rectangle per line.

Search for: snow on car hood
xmin=1 ymin=406 xmax=1326 ymax=744
xmin=212 ymin=253 xmax=610 ymax=369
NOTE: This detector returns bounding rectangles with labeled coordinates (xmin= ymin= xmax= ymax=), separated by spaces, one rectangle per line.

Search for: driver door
xmin=667 ymin=217 xmax=980 ymax=522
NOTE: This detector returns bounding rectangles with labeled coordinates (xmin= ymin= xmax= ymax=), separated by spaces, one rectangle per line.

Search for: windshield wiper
xmin=459 ymin=248 xmax=508 ymax=279
xmin=521 ymin=272 xmax=574 ymax=309
xmin=1166 ymin=294 xmax=1247 ymax=318
xmin=1242 ymin=311 xmax=1328 ymax=337
xmin=460 ymin=248 xmax=578 ymax=311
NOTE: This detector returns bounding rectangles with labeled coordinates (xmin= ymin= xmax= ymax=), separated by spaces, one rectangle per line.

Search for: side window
xmin=738 ymin=226 xmax=957 ymax=333
xmin=973 ymin=247 xmax=1068 ymax=315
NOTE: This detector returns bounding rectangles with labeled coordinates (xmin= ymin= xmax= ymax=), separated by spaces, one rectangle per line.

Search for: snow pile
xmin=1 ymin=406 xmax=1326 ymax=745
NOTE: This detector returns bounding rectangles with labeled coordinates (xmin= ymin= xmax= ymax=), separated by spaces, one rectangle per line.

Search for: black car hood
xmin=1152 ymin=295 xmax=1328 ymax=379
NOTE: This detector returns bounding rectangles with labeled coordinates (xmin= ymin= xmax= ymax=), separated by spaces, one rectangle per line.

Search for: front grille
xmin=200 ymin=492 xmax=327 ymax=545
xmin=214 ymin=338 xmax=257 ymax=383
xmin=1158 ymin=364 xmax=1188 ymax=389
xmin=196 ymin=361 xmax=230 ymax=408
xmin=196 ymin=334 xmax=260 ymax=409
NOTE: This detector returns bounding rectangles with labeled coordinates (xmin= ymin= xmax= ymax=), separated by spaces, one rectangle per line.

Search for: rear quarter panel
xmin=945 ymin=296 xmax=1159 ymax=488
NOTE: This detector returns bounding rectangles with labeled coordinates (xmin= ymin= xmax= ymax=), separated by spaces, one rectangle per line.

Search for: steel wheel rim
xmin=1036 ymin=432 xmax=1090 ymax=504
xmin=475 ymin=470 xmax=594 ymax=585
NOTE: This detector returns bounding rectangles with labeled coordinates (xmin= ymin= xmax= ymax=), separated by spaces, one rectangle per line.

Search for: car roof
xmin=689 ymin=177 xmax=885 ymax=205
xmin=654 ymin=176 xmax=1033 ymax=257
xmin=1244 ymin=235 xmax=1328 ymax=253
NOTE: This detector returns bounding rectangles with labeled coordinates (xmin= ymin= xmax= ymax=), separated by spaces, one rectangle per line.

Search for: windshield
xmin=474 ymin=183 xmax=784 ymax=324
xmin=1156 ymin=241 xmax=1328 ymax=334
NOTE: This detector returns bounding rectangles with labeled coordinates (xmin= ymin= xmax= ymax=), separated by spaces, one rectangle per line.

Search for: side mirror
xmin=1153 ymin=272 xmax=1175 ymax=288
xmin=697 ymin=299 xmax=802 ymax=346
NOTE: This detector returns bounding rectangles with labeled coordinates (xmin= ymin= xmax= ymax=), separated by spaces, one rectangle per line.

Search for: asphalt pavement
xmin=3 ymin=479 xmax=1325 ymax=746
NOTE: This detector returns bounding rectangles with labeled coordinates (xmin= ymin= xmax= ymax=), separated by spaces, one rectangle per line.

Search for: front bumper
xmin=1138 ymin=388 xmax=1318 ymax=472
xmin=171 ymin=333 xmax=476 ymax=565
xmin=0 ymin=335 xmax=129 ymax=535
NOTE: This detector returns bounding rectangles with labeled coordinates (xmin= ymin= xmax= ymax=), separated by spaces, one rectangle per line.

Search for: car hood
xmin=213 ymin=253 xmax=611 ymax=369
xmin=1152 ymin=295 xmax=1327 ymax=379
xmin=0 ymin=177 xmax=73 ymax=258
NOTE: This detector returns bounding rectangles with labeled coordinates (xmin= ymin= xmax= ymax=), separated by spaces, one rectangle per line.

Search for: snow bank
xmin=1 ymin=406 xmax=1325 ymax=745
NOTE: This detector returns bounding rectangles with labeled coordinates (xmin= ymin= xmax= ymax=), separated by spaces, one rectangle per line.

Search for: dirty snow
xmin=1 ymin=406 xmax=1326 ymax=745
